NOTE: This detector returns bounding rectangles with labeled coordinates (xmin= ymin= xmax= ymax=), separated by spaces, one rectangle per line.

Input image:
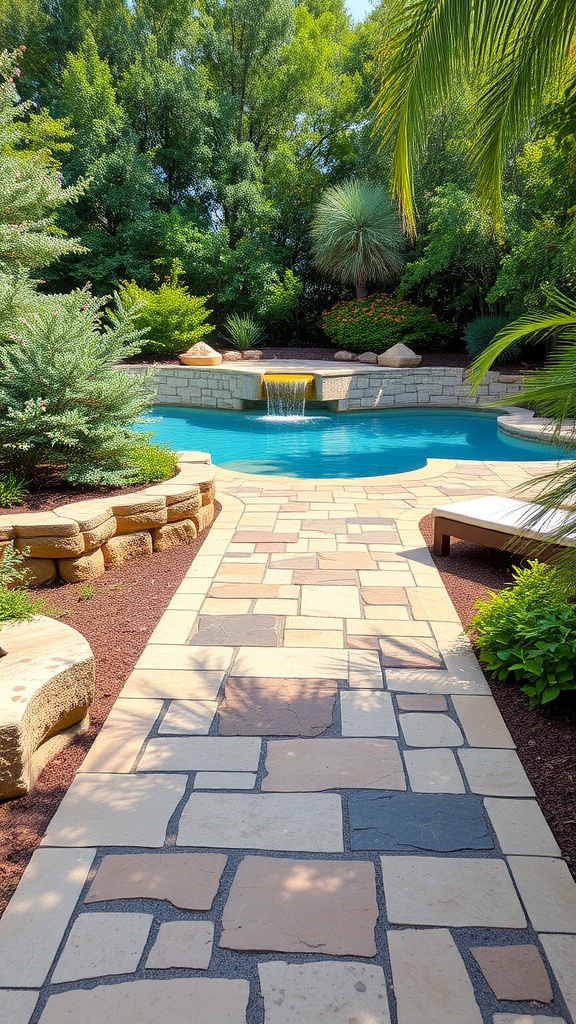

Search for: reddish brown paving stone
xmin=255 ymin=543 xmax=286 ymax=552
xmin=220 ymin=856 xmax=378 ymax=956
xmin=215 ymin=563 xmax=266 ymax=582
xmin=270 ymin=555 xmax=318 ymax=569
xmin=470 ymin=945 xmax=553 ymax=1002
xmin=262 ymin=738 xmax=406 ymax=791
xmin=84 ymin=853 xmax=227 ymax=910
xmin=379 ymin=636 xmax=443 ymax=669
xmin=396 ymin=694 xmax=448 ymax=712
xmin=190 ymin=614 xmax=282 ymax=647
xmin=347 ymin=635 xmax=380 ymax=650
xmin=361 ymin=586 xmax=409 ymax=605
xmin=318 ymin=552 xmax=377 ymax=570
xmin=217 ymin=677 xmax=338 ymax=737
xmin=293 ymin=569 xmax=358 ymax=586
xmin=209 ymin=584 xmax=280 ymax=598
xmin=233 ymin=532 xmax=299 ymax=543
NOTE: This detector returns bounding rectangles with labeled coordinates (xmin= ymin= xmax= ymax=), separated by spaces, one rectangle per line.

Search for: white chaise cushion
xmin=432 ymin=496 xmax=576 ymax=545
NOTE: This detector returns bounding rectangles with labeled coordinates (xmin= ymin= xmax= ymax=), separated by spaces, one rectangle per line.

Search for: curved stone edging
xmin=497 ymin=406 xmax=576 ymax=447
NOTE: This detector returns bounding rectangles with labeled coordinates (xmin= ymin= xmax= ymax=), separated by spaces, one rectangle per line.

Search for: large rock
xmin=82 ymin=517 xmax=116 ymax=551
xmin=12 ymin=512 xmax=80 ymax=538
xmin=167 ymin=495 xmax=202 ymax=522
xmin=357 ymin=352 xmax=378 ymax=364
xmin=222 ymin=350 xmax=242 ymax=361
xmin=14 ymin=533 xmax=85 ymax=559
xmin=152 ymin=519 xmax=197 ymax=552
xmin=333 ymin=351 xmax=357 ymax=361
xmin=21 ymin=557 xmax=57 ymax=587
xmin=241 ymin=350 xmax=263 ymax=360
xmin=0 ymin=616 xmax=94 ymax=797
xmin=114 ymin=508 xmax=168 ymax=534
xmin=179 ymin=342 xmax=222 ymax=366
xmin=58 ymin=548 xmax=106 ymax=584
xmin=102 ymin=530 xmax=153 ymax=566
xmin=192 ymin=503 xmax=215 ymax=533
xmin=377 ymin=343 xmax=422 ymax=367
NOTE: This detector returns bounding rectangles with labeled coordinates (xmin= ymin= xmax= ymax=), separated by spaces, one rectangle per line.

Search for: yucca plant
xmin=310 ymin=180 xmax=404 ymax=298
xmin=224 ymin=313 xmax=264 ymax=351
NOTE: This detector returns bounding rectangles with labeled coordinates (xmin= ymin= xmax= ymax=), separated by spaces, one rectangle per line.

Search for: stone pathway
xmin=1 ymin=457 xmax=575 ymax=1024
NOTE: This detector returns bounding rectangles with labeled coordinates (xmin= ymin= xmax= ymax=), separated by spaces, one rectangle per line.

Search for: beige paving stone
xmin=262 ymin=738 xmax=406 ymax=791
xmin=138 ymin=736 xmax=261 ymax=772
xmin=146 ymin=921 xmax=214 ymax=970
xmin=194 ymin=771 xmax=256 ymax=789
xmin=339 ymin=691 xmax=398 ymax=737
xmin=135 ymin=645 xmax=232 ymax=672
xmin=452 ymin=696 xmax=515 ymax=748
xmin=263 ymin=568 xmax=293 ymax=584
xmin=42 ymin=774 xmax=187 ymax=848
xmin=407 ymin=587 xmax=460 ymax=622
xmin=493 ymin=1016 xmax=566 ymax=1024
xmin=508 ymin=857 xmax=576 ymax=932
xmin=379 ymin=636 xmax=442 ymax=668
xmin=388 ymin=928 xmax=483 ymax=1024
xmin=400 ymin=713 xmax=464 ymax=747
xmin=209 ymin=583 xmax=280 ymax=598
xmin=185 ymin=554 xmax=222 ymax=576
xmin=346 ymin=619 xmax=432 ymax=637
xmin=253 ymin=599 xmax=299 ymax=614
xmin=301 ymin=585 xmax=360 ymax=618
xmin=121 ymin=669 xmax=224 ymax=700
xmin=286 ymin=616 xmax=339 ymax=630
xmin=470 ymin=945 xmax=553 ymax=1002
xmin=539 ymin=934 xmax=576 ymax=1022
xmin=386 ymin=668 xmax=490 ymax=695
xmin=176 ymin=577 xmax=213 ymax=594
xmin=215 ymin=562 xmax=266 ymax=582
xmin=361 ymin=586 xmax=408 ymax=605
xmin=258 ymin=961 xmax=390 ymax=1024
xmin=85 ymin=853 xmax=226 ymax=909
xmin=221 ymin=857 xmax=378 ymax=956
xmin=348 ymin=650 xmax=384 ymax=688
xmin=364 ymin=605 xmax=410 ymax=619
xmin=158 ymin=701 xmax=218 ymax=735
xmin=166 ymin=592 xmax=204 ymax=611
xmin=403 ymin=748 xmax=465 ymax=793
xmin=37 ymin=979 xmax=250 ymax=1024
xmin=52 ymin=911 xmax=153 ymax=982
xmin=284 ymin=629 xmax=343 ymax=648
xmin=79 ymin=699 xmax=162 ymax=773
xmin=232 ymin=647 xmax=349 ymax=680
xmin=0 ymin=990 xmax=39 ymax=1023
xmin=458 ymin=749 xmax=535 ymax=796
xmin=317 ymin=551 xmax=377 ymax=569
xmin=200 ymin=598 xmax=252 ymax=614
xmin=0 ymin=848 xmax=95 ymax=987
xmin=359 ymin=570 xmax=416 ymax=587
xmin=381 ymin=856 xmax=527 ymax=927
xmin=177 ymin=792 xmax=343 ymax=852
xmin=484 ymin=799 xmax=560 ymax=855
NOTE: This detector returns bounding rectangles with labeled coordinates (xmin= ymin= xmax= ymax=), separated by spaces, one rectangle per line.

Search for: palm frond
xmin=468 ymin=299 xmax=576 ymax=387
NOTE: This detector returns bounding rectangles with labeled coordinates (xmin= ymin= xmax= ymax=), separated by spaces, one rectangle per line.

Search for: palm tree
xmin=310 ymin=179 xmax=404 ymax=297
xmin=372 ymin=0 xmax=576 ymax=236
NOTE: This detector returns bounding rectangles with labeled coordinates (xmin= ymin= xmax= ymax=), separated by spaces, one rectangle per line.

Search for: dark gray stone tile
xmin=349 ymin=793 xmax=493 ymax=852
xmin=190 ymin=615 xmax=281 ymax=647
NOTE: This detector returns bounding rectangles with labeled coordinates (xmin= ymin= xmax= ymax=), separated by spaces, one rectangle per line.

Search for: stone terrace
xmin=0 ymin=456 xmax=575 ymax=1024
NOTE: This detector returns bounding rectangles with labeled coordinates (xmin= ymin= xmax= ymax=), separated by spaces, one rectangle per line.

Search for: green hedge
xmin=321 ymin=293 xmax=453 ymax=353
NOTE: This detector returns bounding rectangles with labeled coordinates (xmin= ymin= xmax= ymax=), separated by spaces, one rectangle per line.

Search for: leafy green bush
xmin=224 ymin=313 xmax=264 ymax=351
xmin=321 ymin=293 xmax=453 ymax=353
xmin=0 ymin=544 xmax=48 ymax=623
xmin=0 ymin=473 xmax=28 ymax=508
xmin=470 ymin=560 xmax=576 ymax=707
xmin=128 ymin=441 xmax=178 ymax=483
xmin=119 ymin=260 xmax=214 ymax=356
xmin=463 ymin=314 xmax=521 ymax=364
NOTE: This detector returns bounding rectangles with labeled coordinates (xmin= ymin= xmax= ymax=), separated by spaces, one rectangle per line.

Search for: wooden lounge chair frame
xmin=432 ymin=515 xmax=565 ymax=560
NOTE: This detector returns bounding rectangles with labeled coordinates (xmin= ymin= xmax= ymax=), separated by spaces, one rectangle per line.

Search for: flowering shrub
xmin=321 ymin=293 xmax=453 ymax=353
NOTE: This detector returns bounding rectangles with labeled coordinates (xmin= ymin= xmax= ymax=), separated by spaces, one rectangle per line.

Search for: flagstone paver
xmin=3 ymin=457 xmax=576 ymax=1024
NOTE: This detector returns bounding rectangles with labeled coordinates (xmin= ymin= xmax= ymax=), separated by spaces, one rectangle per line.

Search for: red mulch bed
xmin=420 ymin=514 xmax=576 ymax=877
xmin=0 ymin=504 xmax=220 ymax=915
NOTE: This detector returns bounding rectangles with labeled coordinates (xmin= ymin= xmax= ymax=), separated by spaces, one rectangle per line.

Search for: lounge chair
xmin=431 ymin=496 xmax=576 ymax=558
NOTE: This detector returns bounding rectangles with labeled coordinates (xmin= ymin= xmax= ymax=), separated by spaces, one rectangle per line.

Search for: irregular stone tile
xmin=146 ymin=921 xmax=214 ymax=970
xmin=364 ymin=604 xmax=410 ymax=620
xmin=194 ymin=772 xmax=256 ymax=789
xmin=408 ymin=587 xmax=460 ymax=622
xmin=348 ymin=650 xmax=384 ymax=689
xmin=493 ymin=1016 xmax=566 ymax=1024
xmin=397 ymin=694 xmax=448 ymax=711
xmin=138 ymin=736 xmax=261 ymax=772
xmin=209 ymin=583 xmax=280 ymax=598
xmin=403 ymin=748 xmax=465 ymax=793
xmin=42 ymin=774 xmax=187 ymax=847
xmin=233 ymin=532 xmax=298 ymax=543
xmin=253 ymin=598 xmax=299 ymax=614
xmin=258 ymin=961 xmax=391 ymax=1024
xmin=135 ymin=645 xmax=232 ymax=672
xmin=458 ymin=749 xmax=534 ymax=796
xmin=38 ymin=979 xmax=250 ymax=1024
xmin=232 ymin=647 xmax=348 ymax=680
xmin=470 ymin=945 xmax=552 ymax=1002
xmin=190 ymin=614 xmax=281 ymax=647
xmin=302 ymin=520 xmax=348 ymax=534
xmin=269 ymin=554 xmax=317 ymax=568
xmin=361 ymin=586 xmax=408 ymax=605
xmin=78 ymin=699 xmax=162 ymax=773
xmin=0 ymin=849 xmax=95 ymax=987
xmin=350 ymin=792 xmax=491 ymax=852
xmin=52 ymin=912 xmax=153 ymax=983
xmin=381 ymin=856 xmax=526 ymax=927
xmin=347 ymin=635 xmax=380 ymax=650
xmin=121 ymin=669 xmax=224 ymax=700
xmin=292 ymin=569 xmax=358 ymax=585
xmin=215 ymin=562 xmax=266 ymax=582
xmin=284 ymin=629 xmax=344 ymax=648
xmin=400 ymin=713 xmax=464 ymax=747
xmin=484 ymin=798 xmax=560 ymax=855
xmin=452 ymin=696 xmax=515 ymax=748
xmin=339 ymin=691 xmax=398 ymax=736
xmin=318 ymin=551 xmax=377 ymax=569
xmin=178 ymin=792 xmax=343 ymax=851
xmin=539 ymin=935 xmax=576 ymax=1022
xmin=386 ymin=668 xmax=490 ymax=695
xmin=255 ymin=542 xmax=286 ymax=552
xmin=0 ymin=990 xmax=39 ymax=1024
xmin=347 ymin=619 xmax=432 ymax=637
xmin=388 ymin=928 xmax=483 ymax=1024
xmin=379 ymin=637 xmax=443 ymax=668
xmin=217 ymin=677 xmax=337 ymax=737
xmin=262 ymin=739 xmax=406 ymax=791
xmin=220 ymin=857 xmax=378 ymax=956
xmin=201 ymin=598 xmax=252 ymax=614
xmin=158 ymin=701 xmax=217 ymax=735
xmin=508 ymin=857 xmax=576 ymax=932
xmin=85 ymin=853 xmax=226 ymax=910
xmin=301 ymin=585 xmax=360 ymax=618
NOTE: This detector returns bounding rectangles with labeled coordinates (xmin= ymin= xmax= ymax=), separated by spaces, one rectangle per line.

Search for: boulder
xmin=333 ymin=351 xmax=358 ymax=361
xmin=21 ymin=557 xmax=57 ymax=587
xmin=192 ymin=502 xmax=215 ymax=533
xmin=102 ymin=530 xmax=153 ymax=566
xmin=179 ymin=342 xmax=222 ymax=366
xmin=167 ymin=494 xmax=202 ymax=521
xmin=377 ymin=343 xmax=422 ymax=367
xmin=12 ymin=512 xmax=80 ymax=538
xmin=82 ymin=517 xmax=116 ymax=551
xmin=152 ymin=519 xmax=197 ymax=552
xmin=58 ymin=548 xmax=106 ymax=584
xmin=53 ymin=502 xmax=113 ymax=532
xmin=0 ymin=517 xmax=16 ymax=541
xmin=241 ymin=350 xmax=263 ymax=360
xmin=14 ymin=533 xmax=85 ymax=559
xmin=114 ymin=508 xmax=168 ymax=534
xmin=222 ymin=350 xmax=243 ymax=361
xmin=357 ymin=352 xmax=378 ymax=364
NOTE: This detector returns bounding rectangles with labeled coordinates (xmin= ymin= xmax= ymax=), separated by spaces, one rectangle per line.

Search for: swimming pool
xmin=133 ymin=406 xmax=570 ymax=478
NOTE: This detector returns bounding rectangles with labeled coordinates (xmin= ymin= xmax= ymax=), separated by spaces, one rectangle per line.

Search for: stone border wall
xmin=0 ymin=454 xmax=216 ymax=587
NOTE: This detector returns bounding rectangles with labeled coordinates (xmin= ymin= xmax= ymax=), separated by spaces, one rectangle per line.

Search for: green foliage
xmin=224 ymin=313 xmax=264 ymax=351
xmin=0 ymin=471 xmax=28 ymax=507
xmin=470 ymin=561 xmax=576 ymax=707
xmin=321 ymin=293 xmax=452 ymax=353
xmin=0 ymin=288 xmax=157 ymax=484
xmin=0 ymin=543 xmax=47 ymax=623
xmin=118 ymin=261 xmax=214 ymax=356
xmin=463 ymin=315 xmax=518 ymax=364
xmin=128 ymin=440 xmax=178 ymax=483
xmin=259 ymin=270 xmax=303 ymax=336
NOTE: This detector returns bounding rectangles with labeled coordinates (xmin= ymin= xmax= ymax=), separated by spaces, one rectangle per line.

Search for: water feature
xmin=263 ymin=375 xmax=314 ymax=419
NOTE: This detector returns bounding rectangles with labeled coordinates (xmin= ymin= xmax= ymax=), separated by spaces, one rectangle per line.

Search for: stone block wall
xmin=127 ymin=365 xmax=261 ymax=409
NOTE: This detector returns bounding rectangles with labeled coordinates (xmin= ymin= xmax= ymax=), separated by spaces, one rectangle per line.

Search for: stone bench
xmin=0 ymin=616 xmax=95 ymax=798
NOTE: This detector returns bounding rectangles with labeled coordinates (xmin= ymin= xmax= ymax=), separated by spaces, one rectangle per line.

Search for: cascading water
xmin=264 ymin=377 xmax=309 ymax=418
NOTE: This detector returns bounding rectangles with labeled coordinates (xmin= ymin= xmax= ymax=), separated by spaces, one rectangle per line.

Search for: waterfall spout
xmin=263 ymin=375 xmax=313 ymax=418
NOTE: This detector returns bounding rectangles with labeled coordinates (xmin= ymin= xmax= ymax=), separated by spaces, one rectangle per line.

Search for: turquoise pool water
xmin=133 ymin=406 xmax=570 ymax=478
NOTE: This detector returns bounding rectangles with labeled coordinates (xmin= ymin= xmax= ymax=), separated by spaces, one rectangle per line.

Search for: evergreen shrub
xmin=128 ymin=440 xmax=179 ymax=483
xmin=321 ymin=293 xmax=453 ymax=353
xmin=463 ymin=314 xmax=521 ymax=364
xmin=119 ymin=260 xmax=214 ymax=356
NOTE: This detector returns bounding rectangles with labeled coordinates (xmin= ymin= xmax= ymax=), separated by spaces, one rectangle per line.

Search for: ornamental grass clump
xmin=469 ymin=560 xmax=576 ymax=708
xmin=321 ymin=293 xmax=452 ymax=354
